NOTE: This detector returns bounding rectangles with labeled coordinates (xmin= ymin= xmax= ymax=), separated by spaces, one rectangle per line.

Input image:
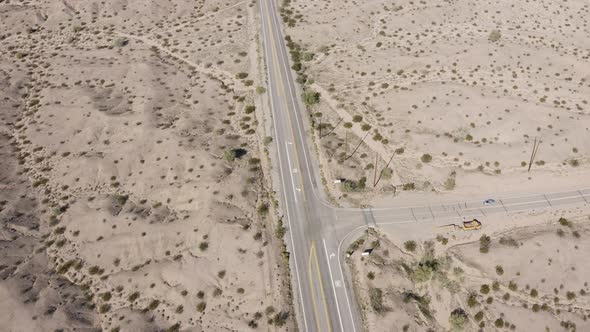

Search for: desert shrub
xmin=495 ymin=265 xmax=504 ymax=275
xmin=257 ymin=203 xmax=269 ymax=216
xmin=114 ymin=38 xmax=128 ymax=47
xmin=99 ymin=304 xmax=111 ymax=313
xmin=223 ymin=147 xmax=244 ymax=163
xmin=341 ymin=177 xmax=367 ymax=192
xmin=444 ymin=176 xmax=456 ymax=190
xmin=480 ymin=284 xmax=490 ymax=294
xmin=488 ymin=30 xmax=501 ymax=42
xmin=404 ymin=241 xmax=417 ymax=252
xmin=508 ymin=281 xmax=518 ymax=291
xmin=467 ymin=293 xmax=478 ymax=307
xmin=402 ymin=183 xmax=415 ymax=191
xmin=361 ymin=124 xmax=371 ymax=131
xmin=494 ymin=318 xmax=504 ymax=328
xmin=245 ymin=105 xmax=256 ymax=114
xmin=302 ymin=90 xmax=320 ymax=106
xmin=352 ymin=115 xmax=363 ymax=122
xmin=271 ymin=311 xmax=289 ymax=327
xmin=381 ymin=167 xmax=393 ymax=179
xmin=199 ymin=242 xmax=209 ymax=251
xmin=492 ymin=281 xmax=500 ymax=291
xmin=147 ymin=300 xmax=160 ymax=310
xmin=367 ymin=272 xmax=375 ymax=280
xmin=479 ymin=234 xmax=491 ymax=253
xmin=420 ymin=154 xmax=432 ymax=163
xmin=101 ymin=292 xmax=112 ymax=301
xmin=236 ymin=72 xmax=248 ymax=79
xmin=566 ymin=291 xmax=576 ymax=300
xmin=474 ymin=311 xmax=484 ymax=322
xmin=369 ymin=287 xmax=384 ymax=312
xmin=112 ymin=194 xmax=128 ymax=205
xmin=128 ymin=291 xmax=140 ymax=302
xmin=530 ymin=289 xmax=538 ymax=297
xmin=558 ymin=217 xmax=570 ymax=227
xmin=256 ymin=86 xmax=266 ymax=94
xmin=498 ymin=236 xmax=519 ymax=247
xmin=196 ymin=302 xmax=206 ymax=312
xmin=449 ymin=308 xmax=468 ymax=331
xmin=412 ymin=258 xmax=439 ymax=283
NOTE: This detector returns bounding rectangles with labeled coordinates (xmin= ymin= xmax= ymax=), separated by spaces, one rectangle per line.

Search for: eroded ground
xmin=350 ymin=213 xmax=590 ymax=331
xmin=1 ymin=0 xmax=293 ymax=330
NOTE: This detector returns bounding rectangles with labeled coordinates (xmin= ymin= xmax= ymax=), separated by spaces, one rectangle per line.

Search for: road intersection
xmin=258 ymin=0 xmax=590 ymax=331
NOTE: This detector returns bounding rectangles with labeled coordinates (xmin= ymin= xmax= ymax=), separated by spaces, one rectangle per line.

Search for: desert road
xmin=258 ymin=0 xmax=590 ymax=331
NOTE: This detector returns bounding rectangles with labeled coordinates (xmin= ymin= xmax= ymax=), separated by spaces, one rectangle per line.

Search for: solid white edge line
xmin=337 ymin=228 xmax=362 ymax=332
xmin=323 ymin=238 xmax=344 ymax=331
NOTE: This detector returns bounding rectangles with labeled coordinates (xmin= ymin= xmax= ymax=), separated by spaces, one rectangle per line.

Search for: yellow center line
xmin=313 ymin=242 xmax=333 ymax=332
xmin=263 ymin=1 xmax=332 ymax=330
xmin=308 ymin=244 xmax=322 ymax=332
xmin=263 ymin=0 xmax=307 ymax=201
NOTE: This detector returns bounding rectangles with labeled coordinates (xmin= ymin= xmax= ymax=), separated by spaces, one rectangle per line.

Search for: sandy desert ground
xmin=279 ymin=0 xmax=590 ymax=206
xmin=0 ymin=0 xmax=294 ymax=331
xmin=349 ymin=206 xmax=590 ymax=331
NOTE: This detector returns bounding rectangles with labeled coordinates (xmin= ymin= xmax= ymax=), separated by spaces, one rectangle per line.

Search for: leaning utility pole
xmin=527 ymin=137 xmax=541 ymax=172
xmin=344 ymin=131 xmax=370 ymax=161
xmin=373 ymin=152 xmax=378 ymax=187
xmin=374 ymin=153 xmax=395 ymax=187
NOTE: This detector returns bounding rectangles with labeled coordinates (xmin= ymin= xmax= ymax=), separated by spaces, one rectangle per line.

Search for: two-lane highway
xmin=258 ymin=0 xmax=590 ymax=331
xmin=259 ymin=0 xmax=362 ymax=331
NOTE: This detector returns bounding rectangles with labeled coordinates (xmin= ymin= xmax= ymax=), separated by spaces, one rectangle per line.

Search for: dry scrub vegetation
xmin=0 ymin=0 xmax=293 ymax=330
xmin=280 ymin=0 xmax=590 ymax=205
xmin=350 ymin=216 xmax=590 ymax=331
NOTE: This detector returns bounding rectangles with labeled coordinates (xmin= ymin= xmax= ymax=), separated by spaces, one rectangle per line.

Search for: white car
xmin=483 ymin=199 xmax=496 ymax=206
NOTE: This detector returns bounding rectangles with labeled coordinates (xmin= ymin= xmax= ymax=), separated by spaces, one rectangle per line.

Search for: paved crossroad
xmin=258 ymin=0 xmax=590 ymax=331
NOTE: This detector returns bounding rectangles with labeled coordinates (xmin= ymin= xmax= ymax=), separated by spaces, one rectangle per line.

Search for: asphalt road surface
xmin=258 ymin=0 xmax=590 ymax=331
